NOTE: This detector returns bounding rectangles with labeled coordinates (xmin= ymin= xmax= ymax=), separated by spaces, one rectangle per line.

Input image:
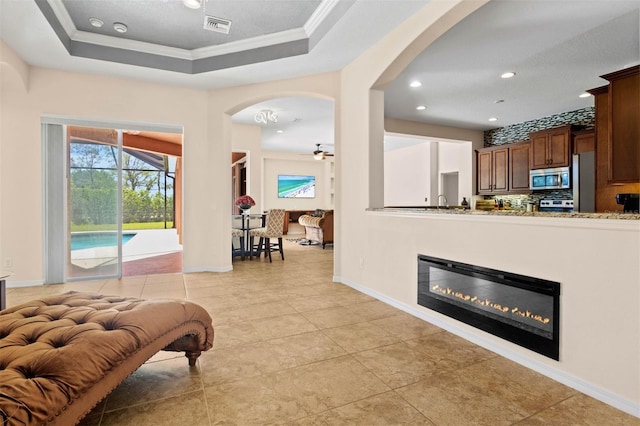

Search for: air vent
xmin=203 ymin=16 xmax=231 ymax=34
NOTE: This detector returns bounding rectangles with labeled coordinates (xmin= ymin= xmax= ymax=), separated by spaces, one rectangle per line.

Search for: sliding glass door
xmin=43 ymin=117 xmax=183 ymax=284
xmin=67 ymin=127 xmax=122 ymax=279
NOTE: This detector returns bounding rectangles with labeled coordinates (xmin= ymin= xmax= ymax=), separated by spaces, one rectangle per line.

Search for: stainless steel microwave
xmin=529 ymin=167 xmax=570 ymax=190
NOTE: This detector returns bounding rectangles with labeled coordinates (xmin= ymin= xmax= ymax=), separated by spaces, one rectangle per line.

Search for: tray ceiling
xmin=35 ymin=0 xmax=349 ymax=73
xmin=2 ymin=0 xmax=638 ymax=153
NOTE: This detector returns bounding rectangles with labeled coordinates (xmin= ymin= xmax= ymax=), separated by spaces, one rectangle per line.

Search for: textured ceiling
xmin=2 ymin=0 xmax=639 ymax=155
xmin=384 ymin=0 xmax=640 ymax=131
xmin=36 ymin=0 xmax=350 ymax=73
xmin=62 ymin=0 xmax=321 ymax=50
xmin=232 ymin=97 xmax=334 ymax=155
xmin=1 ymin=0 xmax=425 ymax=88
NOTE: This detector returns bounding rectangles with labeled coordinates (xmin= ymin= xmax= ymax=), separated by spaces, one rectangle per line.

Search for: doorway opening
xmin=441 ymin=172 xmax=459 ymax=207
xmin=232 ymin=152 xmax=248 ymax=214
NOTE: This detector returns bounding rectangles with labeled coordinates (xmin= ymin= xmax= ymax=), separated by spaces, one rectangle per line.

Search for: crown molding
xmin=304 ymin=0 xmax=341 ymax=36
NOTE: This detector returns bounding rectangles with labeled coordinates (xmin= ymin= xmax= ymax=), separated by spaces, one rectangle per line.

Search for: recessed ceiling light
xmin=488 ymin=117 xmax=498 ymax=122
xmin=416 ymin=105 xmax=426 ymax=110
xmin=113 ymin=22 xmax=128 ymax=33
xmin=579 ymin=92 xmax=592 ymax=98
xmin=409 ymin=81 xmax=422 ymax=88
xmin=276 ymin=130 xmax=284 ymax=134
xmin=501 ymin=72 xmax=516 ymax=79
xmin=183 ymin=0 xmax=202 ymax=9
xmin=89 ymin=17 xmax=103 ymax=28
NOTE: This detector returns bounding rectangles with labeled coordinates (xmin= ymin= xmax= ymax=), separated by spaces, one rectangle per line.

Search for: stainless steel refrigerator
xmin=572 ymin=152 xmax=595 ymax=212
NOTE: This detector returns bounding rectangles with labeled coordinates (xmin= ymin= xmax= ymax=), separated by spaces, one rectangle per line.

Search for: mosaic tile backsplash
xmin=485 ymin=191 xmax=573 ymax=210
xmin=480 ymin=107 xmax=595 ymax=207
xmin=484 ymin=107 xmax=595 ymax=146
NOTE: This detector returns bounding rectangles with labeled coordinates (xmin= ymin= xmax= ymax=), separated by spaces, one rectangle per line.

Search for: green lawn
xmin=71 ymin=222 xmax=174 ymax=232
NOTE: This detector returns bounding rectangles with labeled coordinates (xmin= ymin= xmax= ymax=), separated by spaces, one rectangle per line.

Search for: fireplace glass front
xmin=418 ymin=255 xmax=560 ymax=360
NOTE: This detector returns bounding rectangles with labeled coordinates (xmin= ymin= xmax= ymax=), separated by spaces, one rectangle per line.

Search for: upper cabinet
xmin=587 ymin=66 xmax=640 ymax=212
xmin=529 ymin=125 xmax=572 ymax=169
xmin=477 ymin=143 xmax=530 ymax=194
xmin=573 ymin=129 xmax=596 ymax=154
xmin=509 ymin=142 xmax=531 ymax=192
xmin=477 ymin=146 xmax=508 ymax=194
xmin=599 ymin=66 xmax=640 ymax=183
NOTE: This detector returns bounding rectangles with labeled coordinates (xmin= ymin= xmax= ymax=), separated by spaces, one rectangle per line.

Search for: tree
xmin=70 ymin=142 xmax=116 ymax=185
xmin=69 ymin=143 xmax=174 ymax=226
xmin=70 ymin=169 xmax=117 ymax=225
xmin=122 ymin=153 xmax=159 ymax=192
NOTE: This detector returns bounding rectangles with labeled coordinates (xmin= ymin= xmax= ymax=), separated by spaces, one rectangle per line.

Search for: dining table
xmin=232 ymin=213 xmax=266 ymax=259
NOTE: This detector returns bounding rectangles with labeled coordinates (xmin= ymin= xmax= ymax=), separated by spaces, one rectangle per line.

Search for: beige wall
xmin=1 ymin=0 xmax=639 ymax=414
xmin=0 ymin=48 xmax=338 ymax=276
xmin=231 ymin=123 xmax=263 ymax=212
xmin=359 ymin=212 xmax=639 ymax=412
xmin=337 ymin=0 xmax=487 ymax=304
xmin=202 ymin=72 xmax=339 ymax=269
xmin=438 ymin=141 xmax=473 ymax=204
xmin=384 ymin=139 xmax=472 ymax=207
xmin=336 ymin=0 xmax=639 ymax=414
xmin=385 ymin=117 xmax=484 ymax=146
xmin=262 ymin=153 xmax=331 ymax=212
xmin=230 ymin=128 xmax=333 ymax=213
xmin=385 ymin=117 xmax=484 ymax=197
xmin=1 ymin=59 xmax=209 ymax=281
xmin=384 ymin=143 xmax=432 ymax=206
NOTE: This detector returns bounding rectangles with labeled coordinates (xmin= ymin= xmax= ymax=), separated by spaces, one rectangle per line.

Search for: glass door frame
xmin=42 ymin=116 xmax=182 ymax=284
xmin=66 ymin=127 xmax=123 ymax=281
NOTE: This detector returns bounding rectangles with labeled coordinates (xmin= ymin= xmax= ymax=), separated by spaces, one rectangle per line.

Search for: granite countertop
xmin=372 ymin=207 xmax=640 ymax=220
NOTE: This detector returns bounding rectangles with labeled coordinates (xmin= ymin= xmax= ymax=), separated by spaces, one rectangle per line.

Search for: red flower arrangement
xmin=234 ymin=195 xmax=256 ymax=207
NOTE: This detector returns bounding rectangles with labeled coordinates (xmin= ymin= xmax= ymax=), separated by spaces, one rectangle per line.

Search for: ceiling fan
xmin=312 ymin=144 xmax=334 ymax=160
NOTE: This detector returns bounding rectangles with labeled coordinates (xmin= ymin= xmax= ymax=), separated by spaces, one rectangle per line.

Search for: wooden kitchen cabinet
xmin=587 ymin=66 xmax=640 ymax=212
xmin=529 ymin=125 xmax=572 ymax=169
xmin=478 ymin=143 xmax=531 ymax=195
xmin=573 ymin=130 xmax=595 ymax=154
xmin=477 ymin=146 xmax=508 ymax=194
xmin=509 ymin=142 xmax=531 ymax=192
xmin=600 ymin=66 xmax=639 ymax=182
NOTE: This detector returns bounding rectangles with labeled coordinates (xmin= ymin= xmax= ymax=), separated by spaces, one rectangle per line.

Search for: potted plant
xmin=235 ymin=195 xmax=256 ymax=214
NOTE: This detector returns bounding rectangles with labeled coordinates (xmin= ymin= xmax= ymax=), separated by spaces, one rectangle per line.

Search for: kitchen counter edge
xmin=369 ymin=208 xmax=640 ymax=220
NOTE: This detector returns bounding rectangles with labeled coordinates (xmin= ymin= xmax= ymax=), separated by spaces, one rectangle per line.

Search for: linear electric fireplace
xmin=418 ymin=255 xmax=560 ymax=360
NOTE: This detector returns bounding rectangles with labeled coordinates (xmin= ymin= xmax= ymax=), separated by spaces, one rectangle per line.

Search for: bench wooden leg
xmin=186 ymin=351 xmax=202 ymax=367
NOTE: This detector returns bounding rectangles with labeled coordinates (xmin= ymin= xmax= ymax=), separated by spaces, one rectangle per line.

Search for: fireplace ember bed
xmin=418 ymin=255 xmax=560 ymax=360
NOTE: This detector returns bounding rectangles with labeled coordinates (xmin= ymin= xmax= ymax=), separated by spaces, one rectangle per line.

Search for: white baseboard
xmin=6 ymin=280 xmax=45 ymax=288
xmin=183 ymin=265 xmax=233 ymax=273
xmin=6 ymin=267 xmax=235 ymax=287
xmin=334 ymin=275 xmax=640 ymax=419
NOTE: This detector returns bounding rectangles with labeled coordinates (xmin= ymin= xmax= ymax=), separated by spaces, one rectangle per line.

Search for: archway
xmin=226 ymin=93 xmax=336 ymax=264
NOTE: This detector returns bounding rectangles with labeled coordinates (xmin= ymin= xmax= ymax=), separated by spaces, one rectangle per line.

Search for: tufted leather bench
xmin=0 ymin=291 xmax=214 ymax=425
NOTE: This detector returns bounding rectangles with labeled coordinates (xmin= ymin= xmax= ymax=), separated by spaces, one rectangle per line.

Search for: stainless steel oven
xmin=529 ymin=167 xmax=570 ymax=190
xmin=539 ymin=199 xmax=574 ymax=212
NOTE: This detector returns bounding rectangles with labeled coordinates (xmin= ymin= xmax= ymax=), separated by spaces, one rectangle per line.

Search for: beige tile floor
xmin=5 ymin=239 xmax=638 ymax=425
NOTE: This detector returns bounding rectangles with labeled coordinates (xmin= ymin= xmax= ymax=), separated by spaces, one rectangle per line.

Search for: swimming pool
xmin=70 ymin=232 xmax=137 ymax=251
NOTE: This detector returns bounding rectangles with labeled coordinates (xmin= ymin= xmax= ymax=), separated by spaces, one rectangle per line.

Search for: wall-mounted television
xmin=278 ymin=174 xmax=316 ymax=198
